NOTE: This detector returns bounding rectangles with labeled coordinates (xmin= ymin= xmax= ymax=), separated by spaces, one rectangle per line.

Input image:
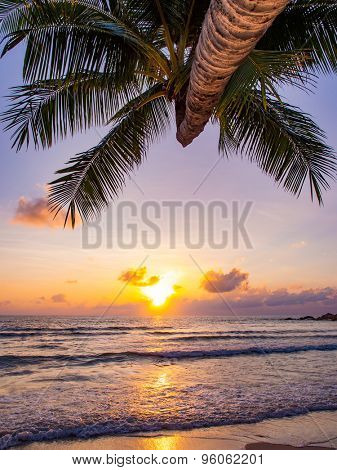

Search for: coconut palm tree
xmin=0 ymin=0 xmax=336 ymax=226
xmin=177 ymin=0 xmax=292 ymax=146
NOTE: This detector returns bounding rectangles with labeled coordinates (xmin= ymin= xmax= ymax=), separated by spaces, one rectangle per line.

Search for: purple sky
xmin=1 ymin=45 xmax=337 ymax=317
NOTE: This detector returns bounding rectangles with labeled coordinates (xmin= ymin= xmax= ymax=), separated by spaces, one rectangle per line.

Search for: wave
xmin=0 ymin=325 xmax=172 ymax=332
xmin=0 ymin=331 xmax=128 ymax=338
xmin=2 ymin=325 xmax=336 ymax=339
xmin=147 ymin=328 xmax=337 ymax=336
xmin=1 ymin=404 xmax=337 ymax=450
xmin=2 ymin=343 xmax=337 ymax=369
xmin=0 ymin=325 xmax=175 ymax=338
xmin=170 ymin=334 xmax=337 ymax=342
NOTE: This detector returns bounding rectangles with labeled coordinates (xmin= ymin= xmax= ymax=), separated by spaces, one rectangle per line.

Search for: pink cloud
xmin=201 ymin=268 xmax=249 ymax=293
xmin=118 ymin=267 xmax=160 ymax=287
xmin=11 ymin=196 xmax=70 ymax=228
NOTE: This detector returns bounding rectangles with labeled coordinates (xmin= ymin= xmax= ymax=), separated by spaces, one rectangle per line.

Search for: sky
xmin=1 ymin=45 xmax=337 ymax=317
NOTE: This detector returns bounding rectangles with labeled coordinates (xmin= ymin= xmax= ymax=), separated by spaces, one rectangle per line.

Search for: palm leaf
xmin=260 ymin=0 xmax=337 ymax=74
xmin=218 ymin=92 xmax=337 ymax=204
xmin=0 ymin=0 xmax=170 ymax=81
xmin=216 ymin=49 xmax=315 ymax=117
xmin=48 ymin=84 xmax=171 ymax=227
xmin=2 ymin=73 xmax=139 ymax=150
xmin=126 ymin=0 xmax=190 ymax=41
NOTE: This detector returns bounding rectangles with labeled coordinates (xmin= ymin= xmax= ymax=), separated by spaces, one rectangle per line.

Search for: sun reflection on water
xmin=150 ymin=435 xmax=182 ymax=450
xmin=154 ymin=372 xmax=169 ymax=389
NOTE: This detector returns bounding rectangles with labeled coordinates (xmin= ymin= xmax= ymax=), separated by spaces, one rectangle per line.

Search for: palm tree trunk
xmin=177 ymin=0 xmax=290 ymax=147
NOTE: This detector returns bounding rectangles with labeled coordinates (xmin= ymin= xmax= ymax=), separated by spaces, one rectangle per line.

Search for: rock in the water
xmin=284 ymin=313 xmax=337 ymax=321
xmin=316 ymin=313 xmax=337 ymax=321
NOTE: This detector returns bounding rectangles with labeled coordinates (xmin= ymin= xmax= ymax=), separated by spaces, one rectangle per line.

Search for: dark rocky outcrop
xmin=316 ymin=313 xmax=337 ymax=321
xmin=284 ymin=313 xmax=337 ymax=321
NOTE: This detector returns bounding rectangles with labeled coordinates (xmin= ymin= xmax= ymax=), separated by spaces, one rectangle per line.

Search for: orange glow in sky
xmin=141 ymin=272 xmax=179 ymax=307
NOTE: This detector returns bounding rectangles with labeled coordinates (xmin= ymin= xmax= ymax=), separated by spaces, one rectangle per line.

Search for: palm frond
xmin=48 ymin=84 xmax=171 ymax=227
xmin=216 ymin=49 xmax=315 ymax=117
xmin=0 ymin=0 xmax=29 ymax=20
xmin=260 ymin=0 xmax=337 ymax=74
xmin=218 ymin=92 xmax=337 ymax=204
xmin=115 ymin=0 xmax=210 ymax=50
xmin=127 ymin=0 xmax=190 ymax=41
xmin=2 ymin=73 xmax=139 ymax=150
xmin=0 ymin=0 xmax=170 ymax=81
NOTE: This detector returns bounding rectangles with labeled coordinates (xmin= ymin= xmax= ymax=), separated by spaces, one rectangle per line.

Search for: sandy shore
xmin=13 ymin=410 xmax=337 ymax=450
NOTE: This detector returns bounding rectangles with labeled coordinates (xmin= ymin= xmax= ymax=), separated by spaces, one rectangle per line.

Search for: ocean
xmin=1 ymin=315 xmax=337 ymax=449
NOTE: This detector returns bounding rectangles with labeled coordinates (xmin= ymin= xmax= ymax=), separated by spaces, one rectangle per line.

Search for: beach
xmin=14 ymin=410 xmax=337 ymax=450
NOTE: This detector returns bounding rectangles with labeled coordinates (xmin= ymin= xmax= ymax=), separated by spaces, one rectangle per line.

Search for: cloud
xmin=11 ymin=196 xmax=69 ymax=228
xmin=177 ymin=285 xmax=337 ymax=317
xmin=231 ymin=293 xmax=266 ymax=308
xmin=0 ymin=300 xmax=11 ymax=308
xmin=264 ymin=287 xmax=336 ymax=307
xmin=201 ymin=268 xmax=249 ymax=293
xmin=227 ymin=286 xmax=337 ymax=310
xmin=118 ymin=267 xmax=160 ymax=287
xmin=51 ymin=293 xmax=67 ymax=303
xmin=65 ymin=280 xmax=78 ymax=284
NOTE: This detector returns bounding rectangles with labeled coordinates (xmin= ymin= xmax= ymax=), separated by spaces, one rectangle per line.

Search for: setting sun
xmin=141 ymin=272 xmax=179 ymax=307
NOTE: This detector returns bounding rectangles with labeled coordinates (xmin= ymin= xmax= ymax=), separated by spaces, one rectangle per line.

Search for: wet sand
xmin=245 ymin=443 xmax=331 ymax=450
xmin=13 ymin=410 xmax=337 ymax=450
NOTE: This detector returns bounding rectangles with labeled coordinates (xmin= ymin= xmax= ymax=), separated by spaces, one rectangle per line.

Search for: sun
xmin=141 ymin=272 xmax=179 ymax=307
